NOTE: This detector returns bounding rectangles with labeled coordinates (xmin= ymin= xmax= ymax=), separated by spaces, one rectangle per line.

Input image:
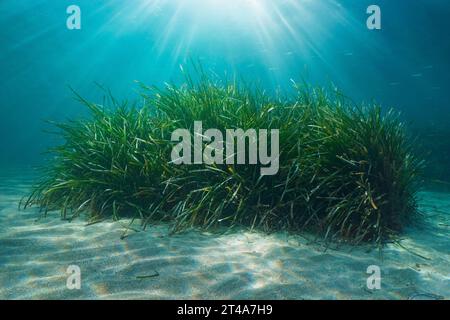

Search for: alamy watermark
xmin=66 ymin=5 xmax=81 ymax=30
xmin=66 ymin=265 xmax=81 ymax=290
xmin=366 ymin=265 xmax=381 ymax=290
xmin=367 ymin=5 xmax=381 ymax=30
xmin=170 ymin=121 xmax=279 ymax=176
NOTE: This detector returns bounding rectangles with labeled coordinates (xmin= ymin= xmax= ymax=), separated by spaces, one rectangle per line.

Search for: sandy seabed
xmin=0 ymin=169 xmax=449 ymax=300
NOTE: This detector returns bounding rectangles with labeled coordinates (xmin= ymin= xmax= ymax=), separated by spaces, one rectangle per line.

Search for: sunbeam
xmin=127 ymin=0 xmax=344 ymax=66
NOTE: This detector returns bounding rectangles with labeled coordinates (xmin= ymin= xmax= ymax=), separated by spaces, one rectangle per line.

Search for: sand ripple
xmin=0 ymin=170 xmax=448 ymax=299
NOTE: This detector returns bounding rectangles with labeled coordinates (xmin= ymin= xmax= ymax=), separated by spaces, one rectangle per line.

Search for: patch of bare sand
xmin=0 ymin=171 xmax=448 ymax=299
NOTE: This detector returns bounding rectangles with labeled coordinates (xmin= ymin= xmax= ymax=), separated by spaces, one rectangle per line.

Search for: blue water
xmin=1 ymin=0 xmax=449 ymax=168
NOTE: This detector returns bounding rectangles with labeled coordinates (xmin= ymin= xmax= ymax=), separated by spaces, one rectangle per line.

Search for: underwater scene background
xmin=2 ymin=0 xmax=450 ymax=175
xmin=0 ymin=0 xmax=449 ymax=300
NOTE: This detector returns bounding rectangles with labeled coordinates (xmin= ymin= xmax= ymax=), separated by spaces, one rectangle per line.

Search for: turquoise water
xmin=0 ymin=1 xmax=449 ymax=300
xmin=1 ymin=0 xmax=449 ymax=169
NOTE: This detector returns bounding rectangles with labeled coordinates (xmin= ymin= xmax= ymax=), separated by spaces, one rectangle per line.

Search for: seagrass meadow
xmin=22 ymin=72 xmax=423 ymax=247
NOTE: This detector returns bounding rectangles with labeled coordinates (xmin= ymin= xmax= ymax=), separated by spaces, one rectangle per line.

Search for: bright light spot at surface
xmin=104 ymin=0 xmax=355 ymax=86
xmin=127 ymin=0 xmax=345 ymax=64
xmin=131 ymin=0 xmax=334 ymax=54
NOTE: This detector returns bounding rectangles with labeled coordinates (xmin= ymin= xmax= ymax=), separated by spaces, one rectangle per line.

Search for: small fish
xmin=411 ymin=73 xmax=423 ymax=78
xmin=344 ymin=52 xmax=353 ymax=56
xmin=389 ymin=82 xmax=400 ymax=86
xmin=136 ymin=271 xmax=159 ymax=279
